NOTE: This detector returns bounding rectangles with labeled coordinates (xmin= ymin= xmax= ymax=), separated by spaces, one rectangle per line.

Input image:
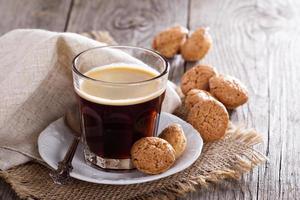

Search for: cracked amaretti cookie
xmin=181 ymin=64 xmax=217 ymax=95
xmin=159 ymin=124 xmax=187 ymax=159
xmin=131 ymin=137 xmax=176 ymax=174
xmin=209 ymin=74 xmax=248 ymax=109
xmin=180 ymin=27 xmax=212 ymax=61
xmin=184 ymin=89 xmax=213 ymax=110
xmin=187 ymin=96 xmax=229 ymax=142
xmin=152 ymin=25 xmax=188 ymax=58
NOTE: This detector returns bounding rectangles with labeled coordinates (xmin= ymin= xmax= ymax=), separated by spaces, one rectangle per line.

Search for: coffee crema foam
xmin=75 ymin=64 xmax=165 ymax=106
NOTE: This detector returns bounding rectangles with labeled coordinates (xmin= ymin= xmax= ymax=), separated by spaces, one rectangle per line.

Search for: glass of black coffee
xmin=72 ymin=46 xmax=169 ymax=169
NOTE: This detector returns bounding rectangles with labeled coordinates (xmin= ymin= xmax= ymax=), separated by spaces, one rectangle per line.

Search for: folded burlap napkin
xmin=0 ymin=29 xmax=267 ymax=200
xmin=0 ymin=29 xmax=181 ymax=170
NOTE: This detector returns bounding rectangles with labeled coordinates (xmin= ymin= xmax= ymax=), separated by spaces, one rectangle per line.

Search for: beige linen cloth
xmin=0 ymin=29 xmax=181 ymax=170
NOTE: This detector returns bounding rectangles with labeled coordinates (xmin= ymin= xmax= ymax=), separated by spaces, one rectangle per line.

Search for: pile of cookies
xmin=131 ymin=124 xmax=187 ymax=175
xmin=152 ymin=25 xmax=212 ymax=61
xmin=152 ymin=25 xmax=249 ymax=142
xmin=130 ymin=25 xmax=249 ymax=175
xmin=181 ymin=64 xmax=248 ymax=142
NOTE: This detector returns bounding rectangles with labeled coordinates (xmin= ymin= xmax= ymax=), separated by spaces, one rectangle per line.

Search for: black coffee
xmin=75 ymin=65 xmax=165 ymax=159
xmin=77 ymin=92 xmax=164 ymax=159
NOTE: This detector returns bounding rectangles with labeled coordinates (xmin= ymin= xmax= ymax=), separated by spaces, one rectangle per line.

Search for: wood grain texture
xmin=256 ymin=1 xmax=300 ymax=199
xmin=184 ymin=0 xmax=264 ymax=199
xmin=0 ymin=0 xmax=72 ymax=35
xmin=0 ymin=1 xmax=188 ymax=199
xmin=67 ymin=0 xmax=188 ymax=83
xmin=67 ymin=0 xmax=188 ymax=46
xmin=184 ymin=0 xmax=300 ymax=199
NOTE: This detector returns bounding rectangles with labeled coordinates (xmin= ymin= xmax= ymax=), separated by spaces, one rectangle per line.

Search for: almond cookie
xmin=187 ymin=98 xmax=229 ymax=142
xmin=209 ymin=75 xmax=248 ymax=109
xmin=185 ymin=89 xmax=214 ymax=110
xmin=152 ymin=25 xmax=188 ymax=58
xmin=131 ymin=137 xmax=176 ymax=174
xmin=181 ymin=64 xmax=217 ymax=95
xmin=180 ymin=27 xmax=212 ymax=61
xmin=159 ymin=124 xmax=187 ymax=159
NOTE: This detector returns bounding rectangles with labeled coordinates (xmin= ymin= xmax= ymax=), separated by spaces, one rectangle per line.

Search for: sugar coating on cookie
xmin=181 ymin=65 xmax=217 ymax=95
xmin=131 ymin=137 xmax=176 ymax=175
xmin=187 ymin=98 xmax=229 ymax=142
xmin=209 ymin=75 xmax=248 ymax=109
xmin=185 ymin=89 xmax=214 ymax=110
xmin=159 ymin=124 xmax=187 ymax=159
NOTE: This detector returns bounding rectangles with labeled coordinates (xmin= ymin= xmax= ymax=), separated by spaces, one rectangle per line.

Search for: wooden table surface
xmin=1 ymin=0 xmax=299 ymax=199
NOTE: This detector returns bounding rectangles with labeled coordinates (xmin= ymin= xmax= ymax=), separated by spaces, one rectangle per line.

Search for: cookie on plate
xmin=159 ymin=124 xmax=187 ymax=159
xmin=181 ymin=64 xmax=217 ymax=95
xmin=187 ymin=97 xmax=229 ymax=142
xmin=184 ymin=89 xmax=213 ymax=110
xmin=209 ymin=75 xmax=248 ymax=109
xmin=131 ymin=137 xmax=176 ymax=175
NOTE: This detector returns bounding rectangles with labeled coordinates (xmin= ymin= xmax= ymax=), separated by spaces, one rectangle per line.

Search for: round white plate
xmin=38 ymin=112 xmax=203 ymax=185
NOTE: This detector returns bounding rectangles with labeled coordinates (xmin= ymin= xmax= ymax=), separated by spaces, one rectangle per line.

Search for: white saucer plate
xmin=38 ymin=112 xmax=203 ymax=185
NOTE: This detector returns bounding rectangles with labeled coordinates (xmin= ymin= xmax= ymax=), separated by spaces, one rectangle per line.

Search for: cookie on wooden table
xmin=181 ymin=64 xmax=217 ymax=95
xmin=152 ymin=25 xmax=188 ymax=58
xmin=159 ymin=124 xmax=187 ymax=159
xmin=180 ymin=27 xmax=212 ymax=61
xmin=209 ymin=75 xmax=248 ymax=109
xmin=187 ymin=97 xmax=229 ymax=142
xmin=184 ymin=89 xmax=214 ymax=110
xmin=131 ymin=137 xmax=176 ymax=175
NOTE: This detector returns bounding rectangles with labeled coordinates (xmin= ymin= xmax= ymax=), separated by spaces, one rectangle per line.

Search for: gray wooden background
xmin=0 ymin=0 xmax=299 ymax=199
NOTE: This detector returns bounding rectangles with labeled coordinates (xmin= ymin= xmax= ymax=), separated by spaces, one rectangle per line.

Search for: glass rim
xmin=72 ymin=45 xmax=169 ymax=85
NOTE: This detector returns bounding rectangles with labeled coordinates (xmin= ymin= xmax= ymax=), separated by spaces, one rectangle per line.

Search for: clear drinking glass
xmin=72 ymin=46 xmax=169 ymax=169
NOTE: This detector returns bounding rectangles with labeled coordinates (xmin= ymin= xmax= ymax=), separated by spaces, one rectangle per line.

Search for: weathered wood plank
xmin=67 ymin=0 xmax=188 ymax=46
xmin=186 ymin=0 xmax=300 ymax=199
xmin=0 ymin=0 xmax=72 ymax=35
xmin=256 ymin=0 xmax=300 ymax=199
xmin=67 ymin=0 xmax=188 ymax=84
xmin=187 ymin=0 xmax=266 ymax=198
xmin=186 ymin=0 xmax=262 ymax=199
